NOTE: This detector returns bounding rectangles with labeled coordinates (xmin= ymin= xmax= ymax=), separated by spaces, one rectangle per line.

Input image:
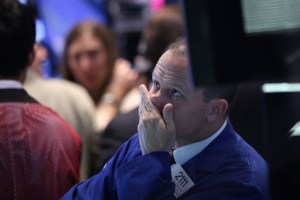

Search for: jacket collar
xmin=173 ymin=119 xmax=227 ymax=165
xmin=182 ymin=120 xmax=237 ymax=179
xmin=0 ymin=88 xmax=38 ymax=103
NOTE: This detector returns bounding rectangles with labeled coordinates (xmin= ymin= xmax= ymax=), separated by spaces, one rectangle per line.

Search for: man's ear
xmin=207 ymin=99 xmax=228 ymax=122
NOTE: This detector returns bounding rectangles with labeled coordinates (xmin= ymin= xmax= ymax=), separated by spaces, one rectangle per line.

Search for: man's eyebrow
xmin=153 ymin=62 xmax=190 ymax=89
xmin=151 ymin=70 xmax=158 ymax=79
xmin=153 ymin=75 xmax=188 ymax=93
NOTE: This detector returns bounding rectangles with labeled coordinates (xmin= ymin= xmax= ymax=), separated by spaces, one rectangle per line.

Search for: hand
xmin=108 ymin=58 xmax=139 ymax=99
xmin=138 ymin=84 xmax=176 ymax=155
xmin=95 ymin=59 xmax=139 ymax=131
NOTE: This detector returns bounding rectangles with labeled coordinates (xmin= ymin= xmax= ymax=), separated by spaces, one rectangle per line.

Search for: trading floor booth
xmin=180 ymin=0 xmax=300 ymax=199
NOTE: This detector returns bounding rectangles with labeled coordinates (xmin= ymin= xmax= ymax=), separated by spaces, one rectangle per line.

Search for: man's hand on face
xmin=138 ymin=84 xmax=176 ymax=155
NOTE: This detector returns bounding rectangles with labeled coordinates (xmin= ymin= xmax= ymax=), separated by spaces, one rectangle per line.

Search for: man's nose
xmin=150 ymin=91 xmax=168 ymax=113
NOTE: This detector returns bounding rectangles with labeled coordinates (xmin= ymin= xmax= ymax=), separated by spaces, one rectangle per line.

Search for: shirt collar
xmin=173 ymin=118 xmax=228 ymax=165
xmin=0 ymin=80 xmax=23 ymax=89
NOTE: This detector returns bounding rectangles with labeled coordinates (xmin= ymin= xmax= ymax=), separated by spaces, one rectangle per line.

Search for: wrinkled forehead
xmin=155 ymin=51 xmax=186 ymax=72
xmin=153 ymin=50 xmax=194 ymax=88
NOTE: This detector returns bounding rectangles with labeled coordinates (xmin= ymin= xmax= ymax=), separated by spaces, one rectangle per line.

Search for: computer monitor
xmin=261 ymin=83 xmax=300 ymax=200
xmin=180 ymin=0 xmax=300 ymax=86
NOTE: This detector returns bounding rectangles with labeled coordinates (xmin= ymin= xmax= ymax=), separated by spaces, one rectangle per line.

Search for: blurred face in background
xmin=67 ymin=31 xmax=109 ymax=94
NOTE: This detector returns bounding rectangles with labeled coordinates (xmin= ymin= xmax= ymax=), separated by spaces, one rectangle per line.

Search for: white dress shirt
xmin=173 ymin=119 xmax=228 ymax=165
xmin=0 ymin=80 xmax=23 ymax=89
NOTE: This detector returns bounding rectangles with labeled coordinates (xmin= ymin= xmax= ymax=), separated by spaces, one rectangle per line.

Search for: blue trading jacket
xmin=61 ymin=120 xmax=269 ymax=200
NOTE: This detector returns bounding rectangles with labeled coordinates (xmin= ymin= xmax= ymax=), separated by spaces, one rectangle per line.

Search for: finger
xmin=138 ymin=124 xmax=146 ymax=154
xmin=139 ymin=84 xmax=148 ymax=101
xmin=138 ymin=109 xmax=142 ymax=116
xmin=138 ymin=104 xmax=143 ymax=117
xmin=163 ymin=103 xmax=174 ymax=128
xmin=138 ymin=85 xmax=146 ymax=114
xmin=139 ymin=84 xmax=152 ymax=110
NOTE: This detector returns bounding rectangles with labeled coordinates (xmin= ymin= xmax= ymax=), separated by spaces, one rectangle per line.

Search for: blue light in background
xmin=18 ymin=0 xmax=27 ymax=4
xmin=35 ymin=0 xmax=107 ymax=71
xmin=35 ymin=19 xmax=46 ymax=43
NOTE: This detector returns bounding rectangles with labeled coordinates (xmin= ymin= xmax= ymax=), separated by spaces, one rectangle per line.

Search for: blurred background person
xmin=61 ymin=21 xmax=140 ymax=132
xmin=24 ymin=43 xmax=96 ymax=180
xmin=0 ymin=1 xmax=81 ymax=199
xmin=23 ymin=0 xmax=179 ymax=76
xmin=93 ymin=5 xmax=183 ymax=172
xmin=30 ymin=0 xmax=107 ymax=74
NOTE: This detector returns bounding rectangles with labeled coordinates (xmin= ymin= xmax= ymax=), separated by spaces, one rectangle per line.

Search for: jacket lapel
xmin=0 ymin=89 xmax=38 ymax=103
xmin=182 ymin=120 xmax=237 ymax=185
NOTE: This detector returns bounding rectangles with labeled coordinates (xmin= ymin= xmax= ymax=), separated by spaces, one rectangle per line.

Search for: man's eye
xmin=152 ymin=81 xmax=160 ymax=90
xmin=170 ymin=89 xmax=182 ymax=97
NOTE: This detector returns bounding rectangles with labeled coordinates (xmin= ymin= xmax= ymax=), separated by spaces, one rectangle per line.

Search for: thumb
xmin=163 ymin=103 xmax=174 ymax=128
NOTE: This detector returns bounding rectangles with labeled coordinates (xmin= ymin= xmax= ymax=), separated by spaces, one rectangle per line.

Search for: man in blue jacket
xmin=62 ymin=39 xmax=269 ymax=200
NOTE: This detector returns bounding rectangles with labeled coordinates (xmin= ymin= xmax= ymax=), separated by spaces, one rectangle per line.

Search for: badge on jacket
xmin=171 ymin=163 xmax=195 ymax=198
